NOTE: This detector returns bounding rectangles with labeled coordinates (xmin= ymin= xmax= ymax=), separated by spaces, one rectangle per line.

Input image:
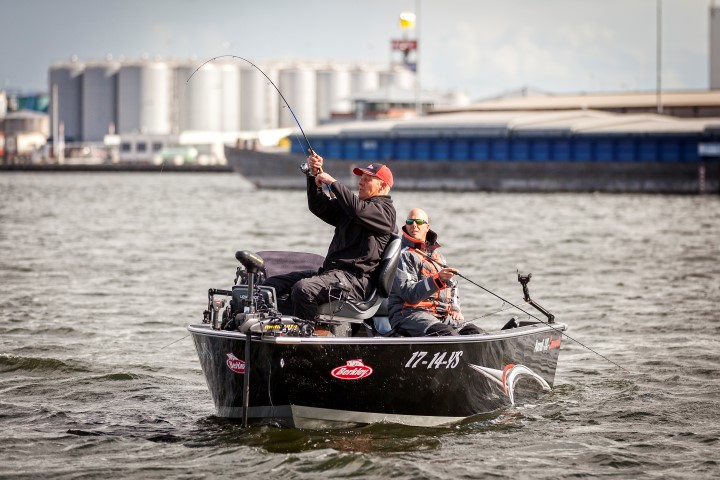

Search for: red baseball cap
xmin=352 ymin=163 xmax=394 ymax=188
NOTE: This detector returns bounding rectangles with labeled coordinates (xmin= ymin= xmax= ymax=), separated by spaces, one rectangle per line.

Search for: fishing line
xmin=160 ymin=334 xmax=190 ymax=350
xmin=415 ymin=249 xmax=629 ymax=373
xmin=186 ymin=55 xmax=315 ymax=155
xmin=467 ymin=301 xmax=515 ymax=322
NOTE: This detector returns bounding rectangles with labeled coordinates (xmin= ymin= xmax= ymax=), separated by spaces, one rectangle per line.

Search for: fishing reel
xmin=300 ymin=151 xmax=322 ymax=178
xmin=299 ymin=162 xmax=314 ymax=177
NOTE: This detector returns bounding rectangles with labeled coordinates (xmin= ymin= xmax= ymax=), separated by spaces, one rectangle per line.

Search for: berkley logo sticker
xmin=226 ymin=353 xmax=245 ymax=374
xmin=330 ymin=359 xmax=373 ymax=380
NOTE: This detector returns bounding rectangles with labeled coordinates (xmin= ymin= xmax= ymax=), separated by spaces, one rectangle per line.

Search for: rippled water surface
xmin=1 ymin=172 xmax=719 ymax=479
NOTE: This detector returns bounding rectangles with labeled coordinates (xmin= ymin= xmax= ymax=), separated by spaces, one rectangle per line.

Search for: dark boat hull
xmin=188 ymin=323 xmax=566 ymax=428
xmin=225 ymin=146 xmax=718 ymax=193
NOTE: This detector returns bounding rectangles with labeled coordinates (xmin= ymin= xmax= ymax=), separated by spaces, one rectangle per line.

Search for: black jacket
xmin=307 ymin=177 xmax=397 ymax=280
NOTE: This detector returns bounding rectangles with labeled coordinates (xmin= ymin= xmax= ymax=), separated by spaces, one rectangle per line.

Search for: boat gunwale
xmin=187 ymin=322 xmax=568 ymax=345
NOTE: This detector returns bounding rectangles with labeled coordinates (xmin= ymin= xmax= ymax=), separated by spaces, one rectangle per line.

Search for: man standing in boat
xmin=388 ymin=208 xmax=483 ymax=336
xmin=263 ymin=152 xmax=397 ymax=326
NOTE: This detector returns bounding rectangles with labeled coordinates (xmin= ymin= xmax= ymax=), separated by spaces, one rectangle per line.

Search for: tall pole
xmin=656 ymin=0 xmax=663 ymax=114
xmin=52 ymin=84 xmax=58 ymax=159
xmin=415 ymin=0 xmax=421 ymax=116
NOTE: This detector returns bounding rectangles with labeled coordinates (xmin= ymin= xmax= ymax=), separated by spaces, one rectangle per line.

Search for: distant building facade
xmin=432 ymin=90 xmax=720 ymax=118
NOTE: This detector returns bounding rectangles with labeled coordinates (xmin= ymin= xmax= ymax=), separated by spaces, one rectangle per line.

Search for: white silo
xmin=49 ymin=61 xmax=84 ymax=141
xmin=240 ymin=63 xmax=280 ymax=131
xmin=317 ymin=66 xmax=352 ymax=123
xmin=117 ymin=61 xmax=172 ymax=135
xmin=176 ymin=61 xmax=222 ymax=132
xmin=351 ymin=66 xmax=380 ymax=94
xmin=380 ymin=65 xmax=415 ymax=89
xmin=82 ymin=62 xmax=119 ymax=141
xmin=278 ymin=66 xmax=317 ymax=129
xmin=219 ymin=62 xmax=241 ymax=132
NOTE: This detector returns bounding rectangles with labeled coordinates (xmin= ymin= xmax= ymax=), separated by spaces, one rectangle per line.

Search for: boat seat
xmin=317 ymin=233 xmax=402 ymax=321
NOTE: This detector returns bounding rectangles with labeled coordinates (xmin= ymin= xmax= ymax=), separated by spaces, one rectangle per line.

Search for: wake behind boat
xmin=187 ymin=242 xmax=567 ymax=429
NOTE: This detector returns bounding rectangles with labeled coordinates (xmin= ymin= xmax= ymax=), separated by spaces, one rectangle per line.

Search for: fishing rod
xmin=186 ymin=55 xmax=315 ymax=155
xmin=160 ymin=334 xmax=190 ymax=350
xmin=415 ymin=249 xmax=629 ymax=373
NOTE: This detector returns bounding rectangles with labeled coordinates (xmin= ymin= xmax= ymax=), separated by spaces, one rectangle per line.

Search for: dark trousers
xmin=263 ymin=269 xmax=369 ymax=321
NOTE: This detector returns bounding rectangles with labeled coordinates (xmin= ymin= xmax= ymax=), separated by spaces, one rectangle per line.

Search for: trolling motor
xmin=235 ymin=250 xmax=265 ymax=313
xmin=517 ymin=272 xmax=555 ymax=324
xmin=234 ymin=251 xmax=265 ymax=429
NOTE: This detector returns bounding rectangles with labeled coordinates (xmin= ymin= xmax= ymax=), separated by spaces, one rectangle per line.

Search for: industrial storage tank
xmin=379 ymin=66 xmax=415 ymax=89
xmin=278 ymin=66 xmax=317 ymax=129
xmin=49 ymin=61 xmax=84 ymax=142
xmin=219 ymin=62 xmax=241 ymax=132
xmin=81 ymin=62 xmax=119 ymax=141
xmin=175 ymin=61 xmax=222 ymax=132
xmin=351 ymin=66 xmax=380 ymax=94
xmin=117 ymin=61 xmax=172 ymax=135
xmin=316 ymin=66 xmax=352 ymax=123
xmin=240 ymin=63 xmax=280 ymax=131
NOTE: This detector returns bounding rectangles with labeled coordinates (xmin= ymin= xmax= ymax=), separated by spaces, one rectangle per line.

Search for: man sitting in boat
xmin=388 ymin=208 xmax=483 ymax=336
xmin=263 ymin=152 xmax=397 ymax=325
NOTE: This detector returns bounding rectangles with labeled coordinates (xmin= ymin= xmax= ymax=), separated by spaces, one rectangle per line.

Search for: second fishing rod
xmin=414 ymin=248 xmax=629 ymax=373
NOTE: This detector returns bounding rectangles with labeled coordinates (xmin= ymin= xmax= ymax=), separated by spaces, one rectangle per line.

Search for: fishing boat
xmin=187 ymin=235 xmax=567 ymax=429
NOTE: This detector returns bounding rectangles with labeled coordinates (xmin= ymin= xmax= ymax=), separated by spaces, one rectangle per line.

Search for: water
xmin=1 ymin=172 xmax=719 ymax=479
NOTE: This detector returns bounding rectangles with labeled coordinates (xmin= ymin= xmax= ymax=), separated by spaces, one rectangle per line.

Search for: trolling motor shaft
xmin=517 ymin=273 xmax=555 ymax=323
xmin=235 ymin=251 xmax=265 ymax=314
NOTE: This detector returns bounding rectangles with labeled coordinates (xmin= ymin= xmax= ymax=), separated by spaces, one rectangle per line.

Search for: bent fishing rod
xmin=415 ymin=249 xmax=629 ymax=373
xmin=186 ymin=55 xmax=315 ymax=156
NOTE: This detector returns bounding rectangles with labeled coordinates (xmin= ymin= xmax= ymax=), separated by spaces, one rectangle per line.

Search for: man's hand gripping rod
xmin=299 ymin=148 xmax=322 ymax=176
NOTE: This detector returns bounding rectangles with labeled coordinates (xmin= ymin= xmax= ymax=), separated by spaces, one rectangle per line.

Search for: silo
xmin=379 ymin=66 xmax=415 ymax=89
xmin=278 ymin=66 xmax=317 ymax=129
xmin=49 ymin=62 xmax=84 ymax=141
xmin=317 ymin=66 xmax=352 ymax=123
xmin=219 ymin=62 xmax=241 ymax=132
xmin=117 ymin=61 xmax=172 ymax=135
xmin=351 ymin=66 xmax=380 ymax=95
xmin=176 ymin=61 xmax=222 ymax=132
xmin=240 ymin=63 xmax=280 ymax=131
xmin=82 ymin=62 xmax=119 ymax=141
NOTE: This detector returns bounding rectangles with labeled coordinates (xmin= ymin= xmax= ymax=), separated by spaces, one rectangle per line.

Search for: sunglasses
xmin=405 ymin=218 xmax=428 ymax=226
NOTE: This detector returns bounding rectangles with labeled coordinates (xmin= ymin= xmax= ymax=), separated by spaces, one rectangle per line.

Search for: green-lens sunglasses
xmin=405 ymin=218 xmax=428 ymax=225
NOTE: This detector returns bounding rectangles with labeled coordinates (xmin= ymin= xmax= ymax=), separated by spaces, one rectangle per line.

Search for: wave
xmin=0 ymin=354 xmax=89 ymax=374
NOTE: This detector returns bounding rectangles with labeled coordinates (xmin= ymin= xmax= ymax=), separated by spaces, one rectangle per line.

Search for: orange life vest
xmin=402 ymin=248 xmax=453 ymax=318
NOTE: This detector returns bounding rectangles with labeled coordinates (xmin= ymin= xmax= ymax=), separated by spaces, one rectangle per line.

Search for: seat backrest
xmin=374 ymin=233 xmax=402 ymax=298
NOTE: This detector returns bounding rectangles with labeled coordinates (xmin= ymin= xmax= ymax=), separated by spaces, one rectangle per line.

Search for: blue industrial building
xmin=293 ymin=110 xmax=720 ymax=164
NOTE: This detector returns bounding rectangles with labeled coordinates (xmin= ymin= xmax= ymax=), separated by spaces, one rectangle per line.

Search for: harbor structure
xmin=44 ymin=57 xmax=432 ymax=164
xmin=711 ymin=2 xmax=720 ymax=90
xmin=292 ymin=110 xmax=720 ymax=164
xmin=217 ymin=108 xmax=717 ymax=193
xmin=47 ymin=58 xmax=428 ymax=142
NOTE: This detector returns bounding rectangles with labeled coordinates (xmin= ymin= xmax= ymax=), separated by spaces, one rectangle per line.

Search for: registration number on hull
xmin=405 ymin=351 xmax=463 ymax=369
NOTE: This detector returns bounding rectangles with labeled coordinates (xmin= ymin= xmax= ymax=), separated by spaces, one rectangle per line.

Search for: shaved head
xmin=405 ymin=208 xmax=430 ymax=241
xmin=407 ymin=208 xmax=428 ymax=222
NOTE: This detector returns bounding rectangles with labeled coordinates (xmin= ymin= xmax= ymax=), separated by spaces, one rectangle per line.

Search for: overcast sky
xmin=0 ymin=0 xmax=713 ymax=100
